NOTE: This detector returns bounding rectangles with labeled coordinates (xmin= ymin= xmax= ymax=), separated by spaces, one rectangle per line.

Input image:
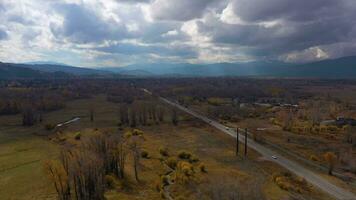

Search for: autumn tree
xmin=324 ymin=152 xmax=337 ymax=175
xmin=44 ymin=160 xmax=71 ymax=200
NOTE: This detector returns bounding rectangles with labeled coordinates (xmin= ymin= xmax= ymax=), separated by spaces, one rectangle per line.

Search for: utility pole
xmin=236 ymin=128 xmax=239 ymax=156
xmin=244 ymin=128 xmax=248 ymax=157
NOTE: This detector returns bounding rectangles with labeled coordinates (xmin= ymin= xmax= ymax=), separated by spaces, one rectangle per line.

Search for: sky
xmin=0 ymin=0 xmax=356 ymax=67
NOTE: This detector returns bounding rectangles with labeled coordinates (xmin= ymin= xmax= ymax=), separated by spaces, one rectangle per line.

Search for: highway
xmin=159 ymin=96 xmax=356 ymax=200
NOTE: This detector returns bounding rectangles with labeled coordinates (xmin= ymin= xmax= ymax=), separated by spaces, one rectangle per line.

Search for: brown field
xmin=0 ymin=93 xmax=337 ymax=200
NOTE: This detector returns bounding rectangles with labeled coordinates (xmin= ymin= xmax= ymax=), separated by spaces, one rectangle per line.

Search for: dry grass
xmin=0 ymin=95 xmax=339 ymax=199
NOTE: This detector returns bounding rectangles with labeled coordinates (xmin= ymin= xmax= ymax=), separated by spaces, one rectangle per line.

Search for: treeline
xmin=0 ymin=79 xmax=139 ymax=126
xmin=45 ymin=130 xmax=145 ymax=200
xmin=118 ymin=101 xmax=178 ymax=127
xmin=142 ymin=78 xmax=310 ymax=103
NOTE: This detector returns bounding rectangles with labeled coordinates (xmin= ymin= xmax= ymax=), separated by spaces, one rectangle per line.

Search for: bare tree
xmin=90 ymin=109 xmax=94 ymax=122
xmin=157 ymin=106 xmax=165 ymax=122
xmin=171 ymin=108 xmax=178 ymax=126
xmin=22 ymin=108 xmax=37 ymax=126
xmin=130 ymin=107 xmax=137 ymax=127
xmin=125 ymin=129 xmax=144 ymax=182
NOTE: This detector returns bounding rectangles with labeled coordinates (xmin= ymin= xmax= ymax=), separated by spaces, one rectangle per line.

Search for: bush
xmin=45 ymin=123 xmax=56 ymax=131
xmin=178 ymin=161 xmax=194 ymax=176
xmin=159 ymin=147 xmax=169 ymax=157
xmin=161 ymin=175 xmax=170 ymax=186
xmin=178 ymin=151 xmax=192 ymax=160
xmin=327 ymin=125 xmax=338 ymax=132
xmin=74 ymin=132 xmax=81 ymax=140
xmin=189 ymin=156 xmax=199 ymax=163
xmin=141 ymin=150 xmax=149 ymax=158
xmin=199 ymin=164 xmax=207 ymax=173
xmin=105 ymin=174 xmax=118 ymax=189
xmin=166 ymin=157 xmax=178 ymax=169
xmin=309 ymin=154 xmax=319 ymax=162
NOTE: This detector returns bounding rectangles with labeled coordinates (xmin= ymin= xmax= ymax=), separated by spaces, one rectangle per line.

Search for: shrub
xmin=141 ymin=150 xmax=149 ymax=158
xmin=166 ymin=157 xmax=178 ymax=169
xmin=45 ymin=123 xmax=56 ymax=131
xmin=178 ymin=151 xmax=192 ymax=160
xmin=309 ymin=154 xmax=319 ymax=162
xmin=327 ymin=125 xmax=338 ymax=132
xmin=161 ymin=175 xmax=170 ymax=186
xmin=178 ymin=161 xmax=194 ymax=176
xmin=58 ymin=136 xmax=66 ymax=142
xmin=105 ymin=174 xmax=118 ymax=189
xmin=189 ymin=156 xmax=199 ymax=163
xmin=74 ymin=132 xmax=81 ymax=140
xmin=199 ymin=164 xmax=207 ymax=173
xmin=159 ymin=147 xmax=169 ymax=157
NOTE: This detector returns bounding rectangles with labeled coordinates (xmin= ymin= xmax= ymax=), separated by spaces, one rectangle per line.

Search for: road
xmin=159 ymin=96 xmax=356 ymax=200
xmin=56 ymin=117 xmax=80 ymax=127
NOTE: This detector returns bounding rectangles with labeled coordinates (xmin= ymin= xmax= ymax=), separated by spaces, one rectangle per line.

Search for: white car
xmin=271 ymin=155 xmax=277 ymax=159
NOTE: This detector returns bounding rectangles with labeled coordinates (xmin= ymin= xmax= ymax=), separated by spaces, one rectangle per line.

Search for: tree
xmin=171 ymin=108 xmax=178 ymax=126
xmin=157 ymin=106 xmax=165 ymax=122
xmin=324 ymin=152 xmax=337 ymax=175
xmin=119 ymin=104 xmax=129 ymax=125
xmin=125 ymin=129 xmax=144 ymax=182
xmin=22 ymin=108 xmax=36 ymax=126
xmin=129 ymin=107 xmax=137 ymax=127
xmin=44 ymin=160 xmax=71 ymax=200
xmin=90 ymin=109 xmax=94 ymax=122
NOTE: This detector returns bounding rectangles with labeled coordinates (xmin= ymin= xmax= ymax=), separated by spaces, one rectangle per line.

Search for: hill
xmin=0 ymin=62 xmax=73 ymax=79
xmin=20 ymin=63 xmax=111 ymax=76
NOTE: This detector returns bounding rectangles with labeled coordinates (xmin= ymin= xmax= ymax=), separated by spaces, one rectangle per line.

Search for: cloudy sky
xmin=0 ymin=0 xmax=355 ymax=67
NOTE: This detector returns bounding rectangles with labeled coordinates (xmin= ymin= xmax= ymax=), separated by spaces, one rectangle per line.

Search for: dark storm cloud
xmin=231 ymin=0 xmax=345 ymax=23
xmin=50 ymin=3 xmax=129 ymax=44
xmin=196 ymin=0 xmax=356 ymax=59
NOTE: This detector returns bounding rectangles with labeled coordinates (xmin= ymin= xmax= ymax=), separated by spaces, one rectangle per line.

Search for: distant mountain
xmin=0 ymin=62 xmax=72 ymax=79
xmin=281 ymin=56 xmax=356 ymax=78
xmin=102 ymin=56 xmax=356 ymax=78
xmin=103 ymin=61 xmax=295 ymax=77
xmin=24 ymin=61 xmax=70 ymax=66
xmin=2 ymin=55 xmax=356 ymax=79
xmin=21 ymin=63 xmax=111 ymax=76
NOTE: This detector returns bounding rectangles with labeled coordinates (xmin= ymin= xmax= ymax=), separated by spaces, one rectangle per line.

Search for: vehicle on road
xmin=272 ymin=155 xmax=277 ymax=159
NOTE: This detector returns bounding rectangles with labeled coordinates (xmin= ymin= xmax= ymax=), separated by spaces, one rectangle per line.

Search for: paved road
xmin=159 ymin=96 xmax=356 ymax=200
xmin=56 ymin=117 xmax=80 ymax=127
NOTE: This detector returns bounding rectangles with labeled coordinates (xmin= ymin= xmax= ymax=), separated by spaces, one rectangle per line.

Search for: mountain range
xmin=101 ymin=56 xmax=356 ymax=78
xmin=1 ymin=56 xmax=356 ymax=79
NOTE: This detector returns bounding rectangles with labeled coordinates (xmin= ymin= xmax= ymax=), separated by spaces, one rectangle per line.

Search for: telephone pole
xmin=244 ymin=128 xmax=248 ymax=157
xmin=236 ymin=128 xmax=239 ymax=156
